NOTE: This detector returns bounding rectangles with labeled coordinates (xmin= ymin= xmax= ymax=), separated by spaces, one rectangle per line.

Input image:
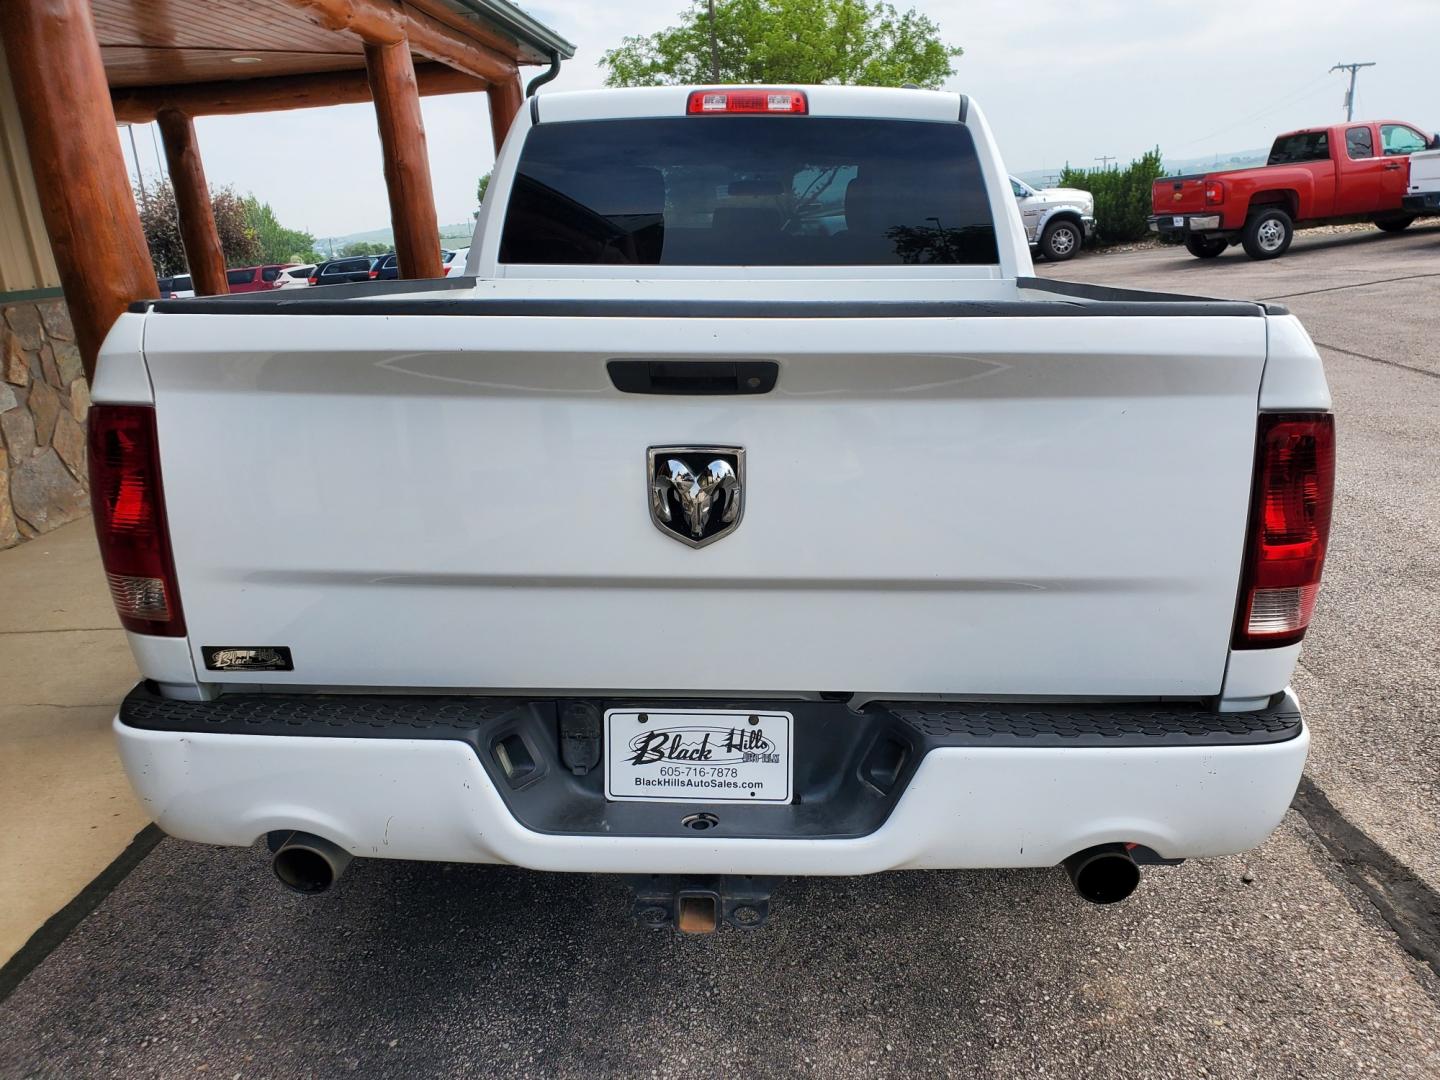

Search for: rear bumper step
xmin=115 ymin=683 xmax=1307 ymax=873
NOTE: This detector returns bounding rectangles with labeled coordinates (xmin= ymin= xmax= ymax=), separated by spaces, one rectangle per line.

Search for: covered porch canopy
xmin=0 ymin=0 xmax=573 ymax=381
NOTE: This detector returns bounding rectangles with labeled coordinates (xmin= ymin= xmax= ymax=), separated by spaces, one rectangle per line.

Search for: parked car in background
xmin=275 ymin=265 xmax=316 ymax=289
xmin=1151 ymin=120 xmax=1436 ymax=259
xmin=226 ymin=264 xmax=296 ymax=293
xmin=443 ymin=247 xmax=469 ymax=277
xmin=156 ymin=274 xmax=193 ymax=299
xmin=1403 ymin=145 xmax=1440 ymax=215
xmin=370 ymin=251 xmax=456 ymax=280
xmin=308 ymin=256 xmax=376 ymax=286
xmin=1009 ymin=176 xmax=1095 ymax=261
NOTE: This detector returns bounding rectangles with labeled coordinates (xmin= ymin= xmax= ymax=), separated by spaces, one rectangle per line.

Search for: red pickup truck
xmin=1151 ymin=120 xmax=1436 ymax=260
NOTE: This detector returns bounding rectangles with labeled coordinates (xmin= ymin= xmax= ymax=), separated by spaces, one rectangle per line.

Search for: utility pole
xmin=125 ymin=124 xmax=146 ymax=200
xmin=1095 ymin=155 xmax=1116 ymax=169
xmin=1330 ymin=62 xmax=1375 ymax=122
xmin=706 ymin=0 xmax=719 ymax=82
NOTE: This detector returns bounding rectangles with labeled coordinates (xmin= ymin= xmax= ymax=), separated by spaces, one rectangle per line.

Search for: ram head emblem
xmin=648 ymin=447 xmax=745 ymax=548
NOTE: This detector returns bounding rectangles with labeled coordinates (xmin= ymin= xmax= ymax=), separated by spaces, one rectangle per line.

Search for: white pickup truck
xmin=1403 ymin=146 xmax=1440 ymax=215
xmin=91 ymin=85 xmax=1334 ymax=930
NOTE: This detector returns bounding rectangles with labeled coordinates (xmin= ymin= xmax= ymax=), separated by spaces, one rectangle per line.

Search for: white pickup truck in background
xmin=1403 ymin=145 xmax=1440 ymax=215
xmin=90 ymin=85 xmax=1334 ymax=930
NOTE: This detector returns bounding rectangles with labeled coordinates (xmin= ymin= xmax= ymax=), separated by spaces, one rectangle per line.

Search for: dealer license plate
xmin=604 ymin=709 xmax=793 ymax=804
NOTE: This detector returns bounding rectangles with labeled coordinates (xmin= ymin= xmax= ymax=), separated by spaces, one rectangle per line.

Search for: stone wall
xmin=0 ymin=297 xmax=90 ymax=548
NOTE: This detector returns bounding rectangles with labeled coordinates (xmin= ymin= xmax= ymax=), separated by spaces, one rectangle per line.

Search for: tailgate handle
xmin=607 ymin=360 xmax=778 ymax=395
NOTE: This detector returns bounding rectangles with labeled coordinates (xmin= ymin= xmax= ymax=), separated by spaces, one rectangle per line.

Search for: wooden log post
xmin=364 ymin=39 xmax=443 ymax=279
xmin=0 ymin=0 xmax=160 ymax=382
xmin=487 ymin=73 xmax=524 ymax=152
xmin=155 ymin=109 xmax=229 ymax=297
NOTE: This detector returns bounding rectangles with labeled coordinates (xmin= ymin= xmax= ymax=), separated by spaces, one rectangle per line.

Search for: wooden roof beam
xmin=283 ymin=0 xmax=519 ymax=84
xmin=111 ymin=63 xmax=486 ymax=124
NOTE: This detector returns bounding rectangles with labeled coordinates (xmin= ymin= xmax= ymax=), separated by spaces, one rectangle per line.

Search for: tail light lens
xmin=1233 ymin=413 xmax=1335 ymax=648
xmin=369 ymin=270 xmax=379 ymax=279
xmin=1205 ymin=180 xmax=1225 ymax=204
xmin=686 ymin=89 xmax=808 ymax=114
xmin=88 ymin=405 xmax=186 ymax=637
xmin=307 ymin=276 xmax=318 ymax=286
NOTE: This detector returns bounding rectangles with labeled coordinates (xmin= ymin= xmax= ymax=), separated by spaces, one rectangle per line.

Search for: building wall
xmin=0 ymin=39 xmax=61 ymax=294
xmin=0 ymin=30 xmax=88 ymax=548
xmin=0 ymin=298 xmax=89 ymax=547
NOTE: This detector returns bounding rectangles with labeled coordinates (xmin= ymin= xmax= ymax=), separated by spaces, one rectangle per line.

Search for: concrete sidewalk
xmin=0 ymin=518 xmax=147 ymax=965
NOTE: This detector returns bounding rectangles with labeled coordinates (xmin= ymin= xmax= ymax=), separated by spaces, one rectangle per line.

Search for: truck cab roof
xmin=531 ymin=84 xmax=969 ymax=124
xmin=1273 ymin=119 xmax=1433 ymax=138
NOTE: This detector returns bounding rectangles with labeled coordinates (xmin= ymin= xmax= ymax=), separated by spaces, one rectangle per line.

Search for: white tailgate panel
xmin=143 ymin=312 xmax=1265 ymax=697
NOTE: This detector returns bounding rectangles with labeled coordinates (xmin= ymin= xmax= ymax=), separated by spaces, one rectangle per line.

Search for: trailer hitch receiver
xmin=630 ymin=875 xmax=777 ymax=933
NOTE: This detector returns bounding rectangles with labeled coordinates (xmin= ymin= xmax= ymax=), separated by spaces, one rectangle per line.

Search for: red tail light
xmin=307 ymin=276 xmax=318 ymax=286
xmin=369 ymin=270 xmax=379 ymax=279
xmin=1205 ymin=180 xmax=1225 ymax=205
xmin=687 ymin=89 xmax=807 ymax=115
xmin=1233 ymin=413 xmax=1334 ymax=648
xmin=87 ymin=405 xmax=186 ymax=637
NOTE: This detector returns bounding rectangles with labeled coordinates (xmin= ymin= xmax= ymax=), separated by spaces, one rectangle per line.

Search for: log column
xmin=155 ymin=109 xmax=229 ymax=296
xmin=0 ymin=0 xmax=159 ymax=382
xmin=486 ymin=73 xmax=524 ymax=153
xmin=364 ymin=39 xmax=442 ymax=279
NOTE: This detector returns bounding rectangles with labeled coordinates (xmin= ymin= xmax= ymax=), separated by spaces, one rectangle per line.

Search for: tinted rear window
xmin=500 ymin=117 xmax=998 ymax=266
xmin=226 ymin=268 xmax=254 ymax=285
xmin=1268 ymin=131 xmax=1330 ymax=165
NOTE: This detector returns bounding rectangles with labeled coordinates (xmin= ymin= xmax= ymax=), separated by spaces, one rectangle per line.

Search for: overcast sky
xmin=120 ymin=0 xmax=1440 ymax=241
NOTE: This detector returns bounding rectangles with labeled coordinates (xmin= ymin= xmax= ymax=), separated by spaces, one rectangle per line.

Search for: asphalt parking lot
xmin=2 ymin=223 xmax=1438 ymax=1078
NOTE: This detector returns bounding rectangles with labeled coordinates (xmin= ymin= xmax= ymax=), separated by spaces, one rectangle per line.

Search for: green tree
xmin=476 ymin=171 xmax=490 ymax=204
xmin=600 ymin=0 xmax=960 ymax=89
xmin=1058 ymin=149 xmax=1164 ymax=245
xmin=339 ymin=241 xmax=391 ymax=258
xmin=243 ymin=196 xmax=320 ymax=264
xmin=135 ymin=181 xmax=261 ymax=277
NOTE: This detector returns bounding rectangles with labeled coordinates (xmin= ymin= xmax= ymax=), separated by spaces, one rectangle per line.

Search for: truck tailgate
xmin=1153 ymin=177 xmax=1209 ymax=215
xmin=142 ymin=309 xmax=1266 ymax=697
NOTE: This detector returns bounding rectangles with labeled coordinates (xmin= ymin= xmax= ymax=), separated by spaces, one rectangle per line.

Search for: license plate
xmin=604 ymin=709 xmax=793 ymax=804
xmin=1173 ymin=215 xmax=1185 ymax=227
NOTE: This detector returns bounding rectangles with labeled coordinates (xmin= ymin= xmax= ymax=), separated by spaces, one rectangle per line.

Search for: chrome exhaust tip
xmin=270 ymin=831 xmax=352 ymax=895
xmin=1063 ymin=844 xmax=1141 ymax=904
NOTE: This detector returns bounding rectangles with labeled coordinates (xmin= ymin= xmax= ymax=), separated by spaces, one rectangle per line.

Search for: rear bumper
xmin=1149 ymin=213 xmax=1226 ymax=235
xmin=114 ymin=685 xmax=1307 ymax=874
xmin=1402 ymin=193 xmax=1440 ymax=213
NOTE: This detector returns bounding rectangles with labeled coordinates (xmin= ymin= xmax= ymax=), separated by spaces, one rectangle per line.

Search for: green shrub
xmin=1059 ymin=149 xmax=1164 ymax=246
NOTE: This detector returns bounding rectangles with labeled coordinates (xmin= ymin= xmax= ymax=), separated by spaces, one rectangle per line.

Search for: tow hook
xmin=629 ymin=875 xmax=777 ymax=933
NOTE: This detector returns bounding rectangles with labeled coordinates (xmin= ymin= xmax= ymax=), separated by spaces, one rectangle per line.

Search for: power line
xmin=1094 ymin=155 xmax=1116 ymax=168
xmin=1169 ymin=73 xmax=1333 ymax=151
xmin=1330 ymin=62 xmax=1375 ymax=122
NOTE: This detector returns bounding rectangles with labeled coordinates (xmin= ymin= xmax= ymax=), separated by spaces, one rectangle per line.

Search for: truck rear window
xmin=1267 ymin=131 xmax=1330 ymax=165
xmin=499 ymin=117 xmax=999 ymax=266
